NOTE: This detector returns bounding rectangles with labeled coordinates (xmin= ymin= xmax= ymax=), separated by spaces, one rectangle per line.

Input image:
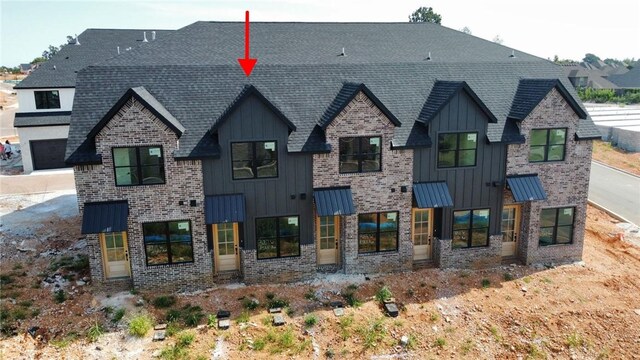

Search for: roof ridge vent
xmin=509 ymin=50 xmax=516 ymax=58
xmin=152 ymin=31 xmax=156 ymax=41
xmin=426 ymin=51 xmax=432 ymax=61
xmin=75 ymin=34 xmax=80 ymax=46
xmin=143 ymin=31 xmax=148 ymax=42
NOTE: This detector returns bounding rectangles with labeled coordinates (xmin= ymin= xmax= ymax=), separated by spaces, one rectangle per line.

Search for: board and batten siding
xmin=413 ymin=90 xmax=507 ymax=239
xmin=202 ymin=94 xmax=314 ymax=250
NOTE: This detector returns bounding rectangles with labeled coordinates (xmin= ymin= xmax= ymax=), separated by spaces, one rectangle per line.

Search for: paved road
xmin=589 ymin=162 xmax=640 ymax=226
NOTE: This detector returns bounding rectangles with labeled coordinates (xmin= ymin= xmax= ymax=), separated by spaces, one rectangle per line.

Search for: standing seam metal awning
xmin=313 ymin=187 xmax=356 ymax=216
xmin=413 ymin=182 xmax=454 ymax=208
xmin=205 ymin=194 xmax=246 ymax=224
xmin=506 ymin=175 xmax=547 ymax=202
xmin=81 ymin=201 xmax=129 ymax=234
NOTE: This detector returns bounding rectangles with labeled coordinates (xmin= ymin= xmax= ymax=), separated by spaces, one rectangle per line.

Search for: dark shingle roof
xmin=417 ymin=81 xmax=498 ymax=125
xmin=13 ymin=111 xmax=71 ymax=127
xmin=509 ymin=79 xmax=587 ymax=120
xmin=609 ymin=66 xmax=640 ymax=89
xmin=66 ymin=22 xmax=598 ymax=163
xmin=15 ymin=29 xmax=173 ymax=89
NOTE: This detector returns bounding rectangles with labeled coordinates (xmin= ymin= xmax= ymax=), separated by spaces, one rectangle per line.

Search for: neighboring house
xmin=65 ymin=22 xmax=600 ymax=291
xmin=562 ymin=63 xmax=620 ymax=90
xmin=19 ymin=63 xmax=34 ymax=74
xmin=609 ymin=66 xmax=640 ymax=89
xmin=13 ymin=29 xmax=172 ymax=173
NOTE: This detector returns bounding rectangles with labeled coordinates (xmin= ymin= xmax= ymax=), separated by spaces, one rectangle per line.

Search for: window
xmin=256 ymin=216 xmax=300 ymax=259
xmin=358 ymin=211 xmax=398 ymax=253
xmin=438 ymin=132 xmax=478 ymax=168
xmin=529 ymin=128 xmax=567 ymax=162
xmin=539 ymin=207 xmax=574 ymax=246
xmin=339 ymin=136 xmax=382 ymax=173
xmin=34 ymin=90 xmax=61 ymax=109
xmin=452 ymin=209 xmax=490 ymax=249
xmin=143 ymin=221 xmax=194 ymax=265
xmin=231 ymin=141 xmax=278 ymax=179
xmin=112 ymin=146 xmax=165 ymax=186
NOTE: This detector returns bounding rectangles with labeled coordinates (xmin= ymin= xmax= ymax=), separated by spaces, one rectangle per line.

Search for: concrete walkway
xmin=0 ymin=169 xmax=75 ymax=195
xmin=589 ymin=161 xmax=640 ymax=226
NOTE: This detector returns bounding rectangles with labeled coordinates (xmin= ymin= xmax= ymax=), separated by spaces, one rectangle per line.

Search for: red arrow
xmin=237 ymin=10 xmax=257 ymax=77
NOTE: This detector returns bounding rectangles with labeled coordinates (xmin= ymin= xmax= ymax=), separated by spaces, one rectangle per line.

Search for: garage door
xmin=30 ymin=139 xmax=69 ymax=170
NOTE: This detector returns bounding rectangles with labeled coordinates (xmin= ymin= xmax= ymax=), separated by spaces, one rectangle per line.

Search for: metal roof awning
xmin=506 ymin=174 xmax=547 ymax=202
xmin=81 ymin=201 xmax=129 ymax=234
xmin=313 ymin=187 xmax=356 ymax=216
xmin=413 ymin=182 xmax=454 ymax=208
xmin=205 ymin=194 xmax=246 ymax=224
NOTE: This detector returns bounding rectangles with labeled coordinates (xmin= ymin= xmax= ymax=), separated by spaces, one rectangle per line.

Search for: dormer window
xmin=34 ymin=90 xmax=60 ymax=109
xmin=339 ymin=136 xmax=382 ymax=173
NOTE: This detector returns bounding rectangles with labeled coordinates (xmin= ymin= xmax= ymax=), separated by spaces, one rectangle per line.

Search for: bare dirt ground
xmin=1 ymin=202 xmax=639 ymax=359
xmin=592 ymin=140 xmax=640 ymax=176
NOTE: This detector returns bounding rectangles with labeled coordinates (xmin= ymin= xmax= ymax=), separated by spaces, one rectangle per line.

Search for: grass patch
xmin=338 ymin=314 xmax=354 ymax=340
xmin=128 ymin=314 xmax=153 ymax=337
xmin=265 ymin=295 xmax=289 ymax=310
xmin=50 ymin=332 xmax=79 ymax=349
xmin=153 ymin=295 xmax=177 ymax=309
xmin=523 ymin=276 xmax=532 ymax=284
xmin=375 ymin=285 xmax=393 ymax=303
xmin=489 ymin=325 xmax=502 ymax=342
xmin=357 ymin=317 xmax=387 ymax=349
xmin=461 ymin=338 xmax=474 ymax=354
xmin=11 ymin=308 xmax=27 ymax=320
xmin=429 ymin=312 xmax=440 ymax=322
xmin=236 ymin=311 xmax=250 ymax=324
xmin=207 ymin=313 xmax=217 ymax=327
xmin=253 ymin=338 xmax=266 ymax=350
xmin=166 ymin=322 xmax=182 ymax=337
xmin=527 ymin=343 xmax=546 ymax=359
xmin=503 ymin=273 xmax=514 ymax=281
xmin=342 ymin=286 xmax=362 ymax=308
xmin=434 ymin=337 xmax=446 ymax=348
xmin=159 ymin=344 xmax=190 ymax=360
xmin=303 ymin=313 xmax=318 ymax=327
xmin=481 ymin=279 xmax=491 ymax=288
xmin=0 ymin=274 xmax=14 ymax=286
xmin=182 ymin=305 xmax=204 ymax=327
xmin=566 ymin=331 xmax=585 ymax=348
xmin=177 ymin=331 xmax=195 ymax=347
xmin=166 ymin=309 xmax=182 ymax=323
xmin=86 ymin=322 xmax=105 ymax=342
xmin=54 ymin=290 xmax=66 ymax=304
xmin=18 ymin=300 xmax=33 ymax=308
xmin=242 ymin=297 xmax=260 ymax=310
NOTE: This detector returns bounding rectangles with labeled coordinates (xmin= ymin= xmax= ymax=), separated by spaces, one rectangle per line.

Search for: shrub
xmin=153 ymin=295 xmax=177 ymax=309
xmin=112 ymin=308 xmax=126 ymax=323
xmin=54 ymin=290 xmax=67 ymax=303
xmin=435 ymin=337 xmax=446 ymax=347
xmin=128 ymin=314 xmax=153 ymax=337
xmin=166 ymin=322 xmax=182 ymax=337
xmin=70 ymin=255 xmax=90 ymax=272
xmin=266 ymin=296 xmax=289 ymax=309
xmin=0 ymin=274 xmax=13 ymax=285
xmin=166 ymin=309 xmax=182 ymax=322
xmin=375 ymin=286 xmax=393 ymax=303
xmin=342 ymin=287 xmax=362 ymax=308
xmin=253 ymin=338 xmax=266 ymax=351
xmin=159 ymin=344 xmax=189 ymax=360
xmin=207 ymin=313 xmax=217 ymax=327
xmin=304 ymin=288 xmax=317 ymax=301
xmin=86 ymin=322 xmax=105 ymax=342
xmin=12 ymin=308 xmax=27 ymax=320
xmin=242 ymin=297 xmax=260 ymax=310
xmin=177 ymin=331 xmax=195 ymax=347
xmin=304 ymin=313 xmax=318 ymax=327
xmin=182 ymin=305 xmax=204 ymax=327
xmin=503 ymin=273 xmax=514 ymax=281
xmin=481 ymin=279 xmax=491 ymax=288
xmin=236 ymin=311 xmax=250 ymax=324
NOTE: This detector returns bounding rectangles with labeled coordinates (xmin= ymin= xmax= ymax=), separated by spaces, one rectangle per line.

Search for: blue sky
xmin=1 ymin=0 xmax=639 ymax=66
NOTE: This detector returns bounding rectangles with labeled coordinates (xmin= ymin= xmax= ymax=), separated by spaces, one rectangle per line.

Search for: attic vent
xmin=53 ymin=65 xmax=56 ymax=70
xmin=338 ymin=47 xmax=346 ymax=57
xmin=426 ymin=51 xmax=432 ymax=61
xmin=509 ymin=50 xmax=516 ymax=58
xmin=117 ymin=46 xmax=120 ymax=55
xmin=143 ymin=31 xmax=148 ymax=42
xmin=75 ymin=34 xmax=80 ymax=46
xmin=152 ymin=31 xmax=156 ymax=41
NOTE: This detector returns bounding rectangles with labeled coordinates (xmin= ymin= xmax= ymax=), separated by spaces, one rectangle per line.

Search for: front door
xmin=317 ymin=216 xmax=339 ymax=265
xmin=100 ymin=232 xmax=131 ymax=278
xmin=501 ymin=205 xmax=521 ymax=257
xmin=412 ymin=209 xmax=433 ymax=260
xmin=213 ymin=223 xmax=239 ymax=272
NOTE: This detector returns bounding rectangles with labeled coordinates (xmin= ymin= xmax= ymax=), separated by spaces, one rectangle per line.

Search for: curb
xmin=591 ymin=160 xmax=640 ymax=179
xmin=587 ymin=200 xmax=635 ymax=225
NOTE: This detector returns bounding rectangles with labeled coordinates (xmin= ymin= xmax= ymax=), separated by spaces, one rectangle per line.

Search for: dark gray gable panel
xmin=87 ymin=86 xmax=184 ymax=139
xmin=418 ymin=81 xmax=498 ymax=125
xmin=318 ymin=82 xmax=401 ymax=129
xmin=211 ymin=85 xmax=296 ymax=133
xmin=81 ymin=201 xmax=129 ymax=234
xmin=506 ymin=175 xmax=547 ymax=202
xmin=205 ymin=194 xmax=246 ymax=224
xmin=313 ymin=187 xmax=356 ymax=216
xmin=413 ymin=182 xmax=454 ymax=208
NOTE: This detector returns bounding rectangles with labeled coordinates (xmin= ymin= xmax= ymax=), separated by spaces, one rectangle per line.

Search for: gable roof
xmin=319 ymin=82 xmax=401 ymax=129
xmin=608 ymin=66 xmax=640 ymax=89
xmin=211 ymin=84 xmax=296 ymax=133
xmin=65 ymin=22 xmax=598 ymax=163
xmin=417 ymin=81 xmax=498 ymax=125
xmin=87 ymin=86 xmax=184 ymax=139
xmin=15 ymin=29 xmax=173 ymax=89
xmin=509 ymin=79 xmax=588 ymax=121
